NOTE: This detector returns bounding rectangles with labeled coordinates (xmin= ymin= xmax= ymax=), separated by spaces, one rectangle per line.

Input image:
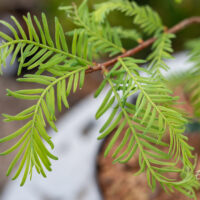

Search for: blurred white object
xmin=162 ymin=51 xmax=192 ymax=76
xmin=1 ymin=52 xmax=18 ymax=76
xmin=1 ymin=52 xmax=193 ymax=200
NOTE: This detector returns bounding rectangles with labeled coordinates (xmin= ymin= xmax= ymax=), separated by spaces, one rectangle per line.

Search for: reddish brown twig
xmin=86 ymin=16 xmax=200 ymax=74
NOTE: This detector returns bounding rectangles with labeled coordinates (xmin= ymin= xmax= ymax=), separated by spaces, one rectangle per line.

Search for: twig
xmin=86 ymin=16 xmax=200 ymax=74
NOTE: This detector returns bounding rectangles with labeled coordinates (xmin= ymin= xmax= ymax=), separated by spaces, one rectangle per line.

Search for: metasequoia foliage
xmin=0 ymin=0 xmax=200 ymax=198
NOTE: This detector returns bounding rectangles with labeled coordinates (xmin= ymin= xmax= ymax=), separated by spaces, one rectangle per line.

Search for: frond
xmin=59 ymin=0 xmax=125 ymax=57
xmin=0 ymin=13 xmax=92 ymax=75
xmin=0 ymin=67 xmax=87 ymax=185
xmin=184 ymin=38 xmax=200 ymax=117
xmin=94 ymin=57 xmax=199 ymax=198
xmin=147 ymin=33 xmax=175 ymax=78
xmin=93 ymin=0 xmax=163 ymax=35
xmin=93 ymin=0 xmax=133 ymax=24
xmin=186 ymin=38 xmax=200 ymax=75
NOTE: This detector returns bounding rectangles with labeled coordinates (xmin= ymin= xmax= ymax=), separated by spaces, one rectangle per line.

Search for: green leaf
xmin=79 ymin=70 xmax=85 ymax=89
xmin=34 ymin=15 xmax=46 ymax=45
xmin=0 ymin=121 xmax=32 ymax=143
xmin=12 ymin=142 xmax=30 ymax=181
xmin=72 ymin=31 xmax=78 ymax=55
xmin=0 ymin=130 xmax=30 ymax=155
xmin=61 ymin=79 xmax=69 ymax=108
xmin=41 ymin=13 xmax=54 ymax=47
xmin=96 ymin=96 xmax=115 ymax=119
xmin=98 ymin=112 xmax=123 ymax=140
xmin=94 ymin=79 xmax=107 ymax=98
xmin=7 ymin=89 xmax=40 ymax=100
xmin=112 ymin=128 xmax=130 ymax=158
xmin=0 ymin=20 xmax=19 ymax=39
xmin=100 ymin=104 xmax=119 ymax=133
xmin=6 ymin=137 xmax=29 ymax=176
xmin=66 ymin=75 xmax=74 ymax=96
xmin=73 ymin=72 xmax=79 ymax=93
xmin=57 ymin=81 xmax=62 ymax=112
xmin=104 ymin=119 xmax=126 ymax=157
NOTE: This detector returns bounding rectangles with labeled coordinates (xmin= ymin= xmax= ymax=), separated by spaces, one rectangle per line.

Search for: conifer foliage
xmin=0 ymin=0 xmax=199 ymax=198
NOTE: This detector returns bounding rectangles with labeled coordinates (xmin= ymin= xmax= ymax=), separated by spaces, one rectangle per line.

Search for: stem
xmin=86 ymin=16 xmax=200 ymax=74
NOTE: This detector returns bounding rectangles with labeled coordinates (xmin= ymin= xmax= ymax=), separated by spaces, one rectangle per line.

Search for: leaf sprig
xmin=60 ymin=0 xmax=125 ymax=57
xmin=93 ymin=0 xmax=163 ymax=36
xmin=0 ymin=67 xmax=86 ymax=186
xmin=0 ymin=11 xmax=90 ymax=185
xmin=184 ymin=38 xmax=200 ymax=117
xmin=0 ymin=12 xmax=92 ymax=76
xmin=147 ymin=33 xmax=175 ymax=78
xmin=94 ymin=57 xmax=199 ymax=197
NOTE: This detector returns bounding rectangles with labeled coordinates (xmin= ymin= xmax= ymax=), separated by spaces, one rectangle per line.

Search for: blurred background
xmin=0 ymin=0 xmax=200 ymax=199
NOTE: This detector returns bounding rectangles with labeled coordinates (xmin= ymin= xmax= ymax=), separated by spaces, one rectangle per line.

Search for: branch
xmin=86 ymin=16 xmax=200 ymax=73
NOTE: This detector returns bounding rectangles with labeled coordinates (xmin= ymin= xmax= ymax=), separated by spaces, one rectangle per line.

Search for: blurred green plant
xmin=175 ymin=0 xmax=182 ymax=3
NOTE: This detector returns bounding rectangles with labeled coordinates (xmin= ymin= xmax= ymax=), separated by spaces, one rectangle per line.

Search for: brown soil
xmin=97 ymin=86 xmax=200 ymax=200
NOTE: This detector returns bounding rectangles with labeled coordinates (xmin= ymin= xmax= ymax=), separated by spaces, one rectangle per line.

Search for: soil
xmin=97 ymin=86 xmax=200 ymax=200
